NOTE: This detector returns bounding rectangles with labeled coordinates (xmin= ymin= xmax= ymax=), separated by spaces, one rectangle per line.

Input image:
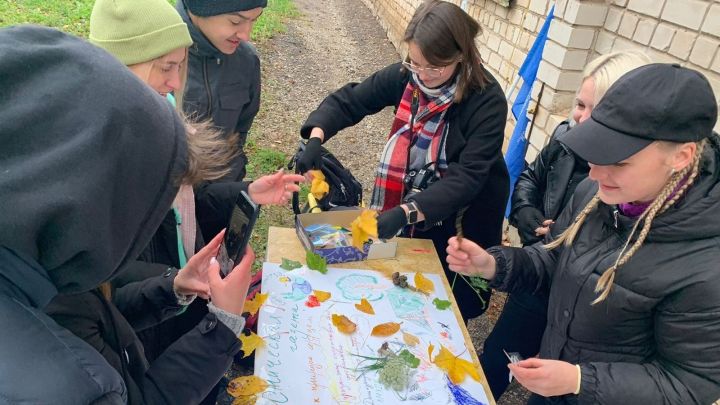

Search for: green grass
xmin=253 ymin=0 xmax=299 ymax=41
xmin=0 ymin=0 xmax=94 ymax=36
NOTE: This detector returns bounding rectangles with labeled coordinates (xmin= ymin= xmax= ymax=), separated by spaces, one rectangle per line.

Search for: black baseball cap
xmin=562 ymin=63 xmax=718 ymax=165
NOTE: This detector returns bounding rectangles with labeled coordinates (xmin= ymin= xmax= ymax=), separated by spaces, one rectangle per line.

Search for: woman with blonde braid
xmin=447 ymin=63 xmax=720 ymax=404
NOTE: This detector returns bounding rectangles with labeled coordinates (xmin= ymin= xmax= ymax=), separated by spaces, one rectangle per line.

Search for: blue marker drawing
xmin=387 ymin=287 xmax=431 ymax=331
xmin=446 ymin=376 xmax=486 ymax=405
xmin=281 ymin=276 xmax=312 ymax=301
xmin=335 ymin=274 xmax=384 ymax=301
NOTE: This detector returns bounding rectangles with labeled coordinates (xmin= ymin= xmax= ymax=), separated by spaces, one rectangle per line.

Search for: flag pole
xmin=522 ymin=81 xmax=546 ymax=159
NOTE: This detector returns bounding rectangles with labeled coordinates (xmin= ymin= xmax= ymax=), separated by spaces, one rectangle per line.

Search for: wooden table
xmin=266 ymin=226 xmax=496 ymax=404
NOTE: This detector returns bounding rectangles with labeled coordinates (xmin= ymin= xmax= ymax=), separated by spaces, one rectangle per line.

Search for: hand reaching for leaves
xmin=208 ymin=244 xmax=256 ymax=316
xmin=508 ymin=358 xmax=580 ymax=397
xmin=445 ymin=236 xmax=497 ymax=279
xmin=173 ymin=230 xmax=227 ymax=299
xmin=248 ymin=169 xmax=305 ymax=206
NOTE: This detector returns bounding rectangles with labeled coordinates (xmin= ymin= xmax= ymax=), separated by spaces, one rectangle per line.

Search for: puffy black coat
xmin=509 ymin=121 xmax=589 ymax=245
xmin=489 ymin=137 xmax=720 ymax=404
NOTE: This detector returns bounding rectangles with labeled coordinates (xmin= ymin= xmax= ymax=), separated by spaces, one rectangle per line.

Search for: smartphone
xmin=217 ymin=190 xmax=259 ymax=277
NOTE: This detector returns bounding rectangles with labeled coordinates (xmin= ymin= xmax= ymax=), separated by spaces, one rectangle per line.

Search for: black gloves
xmin=377 ymin=206 xmax=408 ymax=239
xmin=513 ymin=206 xmax=545 ymax=245
xmin=296 ymin=137 xmax=323 ymax=174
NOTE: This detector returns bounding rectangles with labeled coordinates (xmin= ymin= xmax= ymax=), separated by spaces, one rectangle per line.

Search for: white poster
xmin=254 ymin=262 xmax=490 ymax=405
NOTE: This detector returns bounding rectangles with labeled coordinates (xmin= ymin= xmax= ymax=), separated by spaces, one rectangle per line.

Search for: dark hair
xmin=403 ymin=0 xmax=487 ymax=101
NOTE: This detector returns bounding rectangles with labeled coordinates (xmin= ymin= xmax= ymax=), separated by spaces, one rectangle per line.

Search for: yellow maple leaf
xmin=239 ymin=331 xmax=265 ymax=358
xmin=370 ymin=322 xmax=401 ymax=337
xmin=432 ymin=345 xmax=481 ymax=385
xmin=350 ymin=209 xmax=378 ymax=250
xmin=355 ymin=298 xmax=375 ymax=315
xmin=331 ymin=314 xmax=357 ymax=334
xmin=243 ymin=293 xmax=268 ymax=316
xmin=231 ymin=395 xmax=257 ymax=405
xmin=309 ymin=170 xmax=329 ymax=200
xmin=312 ymin=289 xmax=331 ymax=302
xmin=414 ymin=272 xmax=435 ymax=294
xmin=402 ymin=331 xmax=420 ymax=347
xmin=227 ymin=375 xmax=269 ymax=397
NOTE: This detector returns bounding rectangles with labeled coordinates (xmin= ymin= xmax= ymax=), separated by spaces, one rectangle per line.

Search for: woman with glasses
xmin=296 ymin=0 xmax=509 ymax=321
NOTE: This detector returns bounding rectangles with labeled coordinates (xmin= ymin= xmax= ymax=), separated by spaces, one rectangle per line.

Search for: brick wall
xmin=360 ymin=0 xmax=720 ymax=163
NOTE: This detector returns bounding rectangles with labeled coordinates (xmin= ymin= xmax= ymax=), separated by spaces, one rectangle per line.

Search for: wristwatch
xmin=406 ymin=201 xmax=419 ymax=224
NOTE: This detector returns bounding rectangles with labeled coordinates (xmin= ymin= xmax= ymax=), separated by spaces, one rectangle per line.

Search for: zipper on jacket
xmin=203 ymin=59 xmax=212 ymax=117
xmin=613 ymin=208 xmax=619 ymax=228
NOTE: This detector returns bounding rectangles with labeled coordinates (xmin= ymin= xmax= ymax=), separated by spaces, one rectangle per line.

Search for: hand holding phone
xmin=217 ymin=190 xmax=259 ymax=277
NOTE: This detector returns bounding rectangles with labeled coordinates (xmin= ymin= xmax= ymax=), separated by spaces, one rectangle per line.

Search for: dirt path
xmin=247 ymin=1 xmax=530 ymax=403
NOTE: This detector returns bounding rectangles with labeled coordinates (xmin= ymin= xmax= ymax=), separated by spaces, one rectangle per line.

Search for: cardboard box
xmin=295 ymin=209 xmax=397 ymax=264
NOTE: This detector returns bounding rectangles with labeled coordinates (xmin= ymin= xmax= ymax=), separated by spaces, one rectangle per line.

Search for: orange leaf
xmin=231 ymin=395 xmax=257 ymax=405
xmin=331 ymin=314 xmax=357 ymax=334
xmin=227 ymin=375 xmax=268 ymax=397
xmin=243 ymin=293 xmax=268 ymax=316
xmin=350 ymin=209 xmax=378 ymax=250
xmin=313 ymin=290 xmax=331 ymax=302
xmin=414 ymin=272 xmax=435 ymax=294
xmin=370 ymin=322 xmax=401 ymax=337
xmin=309 ymin=170 xmax=329 ymax=200
xmin=239 ymin=332 xmax=265 ymax=358
xmin=432 ymin=345 xmax=481 ymax=385
xmin=402 ymin=331 xmax=420 ymax=347
xmin=355 ymin=298 xmax=375 ymax=315
xmin=428 ymin=343 xmax=435 ymax=362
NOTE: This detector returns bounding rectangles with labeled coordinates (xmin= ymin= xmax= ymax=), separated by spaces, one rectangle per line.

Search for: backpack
xmin=288 ymin=141 xmax=363 ymax=214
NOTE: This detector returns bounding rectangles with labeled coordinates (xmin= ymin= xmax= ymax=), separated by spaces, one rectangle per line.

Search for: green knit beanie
xmin=89 ymin=0 xmax=193 ymax=65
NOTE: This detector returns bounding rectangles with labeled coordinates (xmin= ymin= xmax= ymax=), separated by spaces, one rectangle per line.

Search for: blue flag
xmin=504 ymin=5 xmax=555 ymax=217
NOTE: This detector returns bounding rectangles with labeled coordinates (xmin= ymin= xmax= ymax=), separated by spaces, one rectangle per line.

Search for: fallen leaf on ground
xmin=313 ymin=290 xmax=331 ymax=302
xmin=227 ymin=375 xmax=269 ymax=397
xmin=371 ymin=322 xmax=401 ymax=337
xmin=239 ymin=332 xmax=265 ymax=358
xmin=280 ymin=257 xmax=302 ymax=271
xmin=243 ymin=293 xmax=268 ymax=316
xmin=402 ymin=331 xmax=420 ymax=347
xmin=309 ymin=170 xmax=329 ymax=200
xmin=414 ymin=272 xmax=435 ymax=294
xmin=432 ymin=345 xmax=481 ymax=385
xmin=355 ymin=298 xmax=375 ymax=315
xmin=331 ymin=314 xmax=357 ymax=334
xmin=306 ymin=250 xmax=328 ymax=274
xmin=432 ymin=298 xmax=452 ymax=310
xmin=350 ymin=209 xmax=378 ymax=250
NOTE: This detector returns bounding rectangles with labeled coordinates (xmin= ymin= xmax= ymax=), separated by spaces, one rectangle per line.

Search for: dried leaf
xmin=432 ymin=298 xmax=452 ymax=310
xmin=432 ymin=345 xmax=481 ymax=385
xmin=355 ymin=298 xmax=375 ymax=315
xmin=428 ymin=343 xmax=435 ymax=362
xmin=243 ymin=293 xmax=268 ymax=316
xmin=231 ymin=395 xmax=257 ymax=405
xmin=350 ymin=209 xmax=378 ymax=250
xmin=305 ymin=295 xmax=320 ymax=307
xmin=371 ymin=322 xmax=401 ymax=337
xmin=398 ymin=349 xmax=420 ymax=368
xmin=309 ymin=170 xmax=329 ymax=200
xmin=402 ymin=331 xmax=420 ymax=347
xmin=239 ymin=331 xmax=265 ymax=358
xmin=414 ymin=272 xmax=435 ymax=294
xmin=280 ymin=257 xmax=302 ymax=271
xmin=227 ymin=375 xmax=269 ymax=397
xmin=306 ymin=250 xmax=328 ymax=274
xmin=331 ymin=314 xmax=357 ymax=334
xmin=313 ymin=290 xmax=331 ymax=302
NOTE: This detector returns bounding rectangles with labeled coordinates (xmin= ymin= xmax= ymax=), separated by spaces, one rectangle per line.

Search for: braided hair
xmin=545 ymin=140 xmax=706 ymax=304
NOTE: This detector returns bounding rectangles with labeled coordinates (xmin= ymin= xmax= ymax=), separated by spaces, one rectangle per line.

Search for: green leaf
xmin=398 ymin=349 xmax=420 ymax=368
xmin=305 ymin=250 xmax=328 ymax=274
xmin=432 ymin=298 xmax=452 ymax=310
xmin=280 ymin=257 xmax=302 ymax=271
xmin=468 ymin=277 xmax=490 ymax=292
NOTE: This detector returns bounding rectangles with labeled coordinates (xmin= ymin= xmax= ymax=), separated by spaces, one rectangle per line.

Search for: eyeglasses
xmin=402 ymin=61 xmax=449 ymax=79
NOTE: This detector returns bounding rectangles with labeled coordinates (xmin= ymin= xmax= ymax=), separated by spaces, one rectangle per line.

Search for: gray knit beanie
xmin=184 ymin=0 xmax=268 ymax=17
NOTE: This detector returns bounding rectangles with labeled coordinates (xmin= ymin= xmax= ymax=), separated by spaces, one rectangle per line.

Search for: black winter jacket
xmin=489 ymin=137 xmax=720 ymax=404
xmin=178 ymin=0 xmax=261 ymax=182
xmin=47 ymin=271 xmax=241 ymax=405
xmin=301 ymin=63 xmax=509 ymax=250
xmin=509 ymin=121 xmax=589 ymax=245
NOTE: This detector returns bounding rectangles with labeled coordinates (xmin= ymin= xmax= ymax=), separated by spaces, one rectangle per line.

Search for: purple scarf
xmin=618 ymin=175 xmax=689 ymax=218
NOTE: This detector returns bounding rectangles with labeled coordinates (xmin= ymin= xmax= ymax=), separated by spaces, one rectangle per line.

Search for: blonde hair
xmin=178 ymin=114 xmax=239 ymax=186
xmin=581 ymin=51 xmax=651 ymax=107
xmin=545 ymin=140 xmax=706 ymax=304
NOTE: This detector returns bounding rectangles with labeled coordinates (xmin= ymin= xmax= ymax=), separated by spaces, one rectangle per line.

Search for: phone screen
xmin=218 ymin=191 xmax=258 ymax=277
